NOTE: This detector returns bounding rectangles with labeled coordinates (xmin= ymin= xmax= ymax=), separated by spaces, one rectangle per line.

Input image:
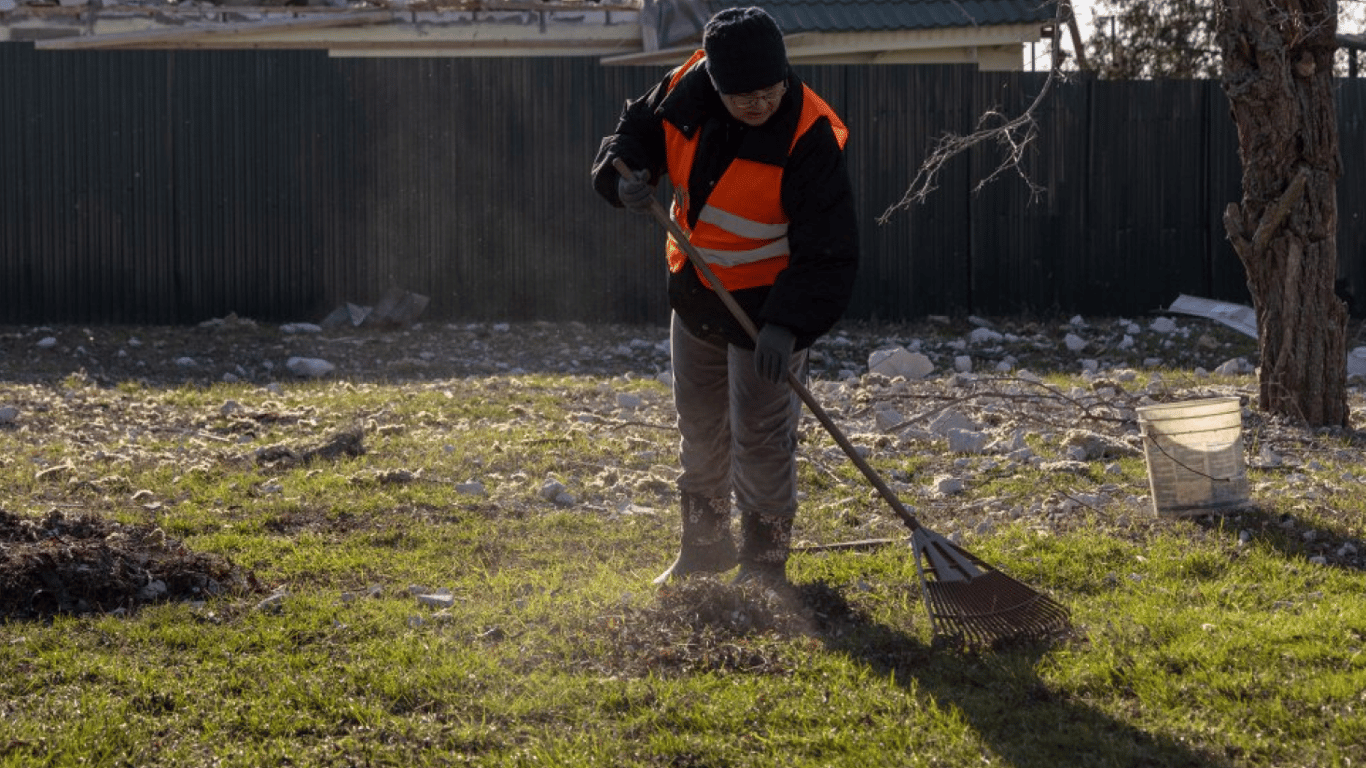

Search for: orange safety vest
xmin=663 ymin=50 xmax=849 ymax=292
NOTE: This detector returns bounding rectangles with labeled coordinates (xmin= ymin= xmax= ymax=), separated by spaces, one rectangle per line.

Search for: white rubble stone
xmin=0 ymin=405 xmax=18 ymax=424
xmin=968 ymin=327 xmax=1003 ymax=345
xmin=954 ymin=355 xmax=973 ymax=373
xmin=868 ymin=346 xmax=934 ymax=379
xmin=455 ymin=481 xmax=486 ymax=496
xmin=1118 ymin=334 xmax=1135 ymax=350
xmin=340 ymin=585 xmax=383 ymax=603
xmin=1062 ymin=429 xmax=1138 ymax=460
xmin=874 ymin=408 xmax=904 ymax=432
xmin=1214 ymin=357 xmax=1253 ymax=376
xmin=137 ymin=580 xmax=168 ymax=601
xmin=931 ymin=476 xmax=966 ymax=496
xmin=616 ymin=393 xmax=644 ymax=410
xmin=37 ymin=337 xmax=58 ymax=349
xmin=415 ymin=592 xmax=456 ymax=609
xmin=280 ymin=323 xmax=322 ymax=334
xmin=176 ymin=357 xmax=196 ymax=367
xmin=947 ymin=429 xmax=989 ymax=454
xmin=1150 ymin=317 xmax=1178 ymax=333
xmin=615 ymin=501 xmax=656 ymax=517
xmin=928 ymin=409 xmax=978 ymax=436
xmin=540 ymin=479 xmax=566 ymax=501
xmin=286 ymin=357 xmax=335 ymax=377
xmin=255 ymin=590 xmax=287 ymax=613
xmin=988 ymin=429 xmax=1028 ymax=454
xmin=1064 ymin=333 xmax=1088 ymax=353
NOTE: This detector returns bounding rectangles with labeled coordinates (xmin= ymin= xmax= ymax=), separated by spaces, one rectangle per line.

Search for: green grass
xmin=1 ymin=372 xmax=1364 ymax=767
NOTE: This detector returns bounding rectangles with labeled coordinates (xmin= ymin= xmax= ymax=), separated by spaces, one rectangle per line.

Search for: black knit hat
xmin=702 ymin=7 xmax=789 ymax=95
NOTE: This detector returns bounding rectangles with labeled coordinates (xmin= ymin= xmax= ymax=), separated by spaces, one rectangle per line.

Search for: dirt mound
xmin=0 ymin=508 xmax=262 ymax=621
xmin=591 ymin=578 xmax=869 ymax=677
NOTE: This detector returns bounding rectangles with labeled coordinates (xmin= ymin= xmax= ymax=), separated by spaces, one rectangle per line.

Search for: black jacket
xmin=591 ymin=57 xmax=859 ymax=351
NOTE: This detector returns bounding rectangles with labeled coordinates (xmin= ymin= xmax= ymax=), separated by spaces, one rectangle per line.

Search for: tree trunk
xmin=1216 ymin=0 xmax=1349 ymax=427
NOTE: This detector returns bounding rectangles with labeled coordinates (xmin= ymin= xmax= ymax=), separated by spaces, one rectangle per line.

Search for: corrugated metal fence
xmin=2 ymin=42 xmax=1363 ymax=325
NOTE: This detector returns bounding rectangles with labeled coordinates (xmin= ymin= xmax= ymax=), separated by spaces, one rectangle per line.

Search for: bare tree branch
xmin=876 ymin=66 xmax=1061 ymax=224
xmin=876 ymin=1 xmax=1072 ymax=224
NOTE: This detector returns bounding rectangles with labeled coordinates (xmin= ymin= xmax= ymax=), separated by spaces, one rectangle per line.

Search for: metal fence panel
xmin=1 ymin=42 xmax=1363 ymax=325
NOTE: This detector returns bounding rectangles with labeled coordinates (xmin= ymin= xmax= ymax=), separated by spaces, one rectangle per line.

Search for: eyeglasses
xmin=725 ymin=83 xmax=786 ymax=110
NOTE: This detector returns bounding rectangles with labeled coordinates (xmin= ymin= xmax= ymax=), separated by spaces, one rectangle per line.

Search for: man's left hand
xmin=754 ymin=324 xmax=796 ymax=384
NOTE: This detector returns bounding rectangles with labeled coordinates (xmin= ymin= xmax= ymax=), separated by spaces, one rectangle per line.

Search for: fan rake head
xmin=913 ymin=527 xmax=1071 ymax=647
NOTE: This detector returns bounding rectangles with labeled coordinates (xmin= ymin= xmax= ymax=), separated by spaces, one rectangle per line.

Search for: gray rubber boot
xmin=652 ymin=492 xmax=738 ymax=584
xmin=733 ymin=511 xmax=794 ymax=588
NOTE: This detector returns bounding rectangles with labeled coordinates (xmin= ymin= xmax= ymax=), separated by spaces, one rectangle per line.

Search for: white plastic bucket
xmin=1136 ymin=396 xmax=1249 ymax=517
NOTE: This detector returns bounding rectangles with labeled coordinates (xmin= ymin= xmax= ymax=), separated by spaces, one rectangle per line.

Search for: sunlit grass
xmin=0 ymin=371 xmax=1363 ymax=767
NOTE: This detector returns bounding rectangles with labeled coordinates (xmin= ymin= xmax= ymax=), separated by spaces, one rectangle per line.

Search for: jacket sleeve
xmin=762 ymin=117 xmax=860 ymax=343
xmin=591 ymin=74 xmax=673 ymax=206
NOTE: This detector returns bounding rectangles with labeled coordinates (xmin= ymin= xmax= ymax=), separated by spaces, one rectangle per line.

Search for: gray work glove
xmin=616 ymin=168 xmax=654 ymax=214
xmin=754 ymin=324 xmax=796 ymax=385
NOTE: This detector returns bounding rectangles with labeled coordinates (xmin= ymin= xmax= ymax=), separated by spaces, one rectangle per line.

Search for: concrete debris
xmin=321 ymin=302 xmax=373 ymax=329
xmin=415 ymin=591 xmax=455 ymax=609
xmin=540 ymin=478 xmax=575 ymax=506
xmin=968 ymin=327 xmax=1003 ymax=345
xmin=946 ymin=428 xmax=989 ymax=454
xmin=931 ymin=476 xmax=965 ymax=496
xmin=873 ymin=407 xmax=904 ymax=433
xmin=340 ymin=585 xmax=383 ymax=603
xmin=1061 ymin=429 xmax=1139 ymax=461
xmin=928 ymin=409 xmax=979 ymax=437
xmin=1214 ymin=357 xmax=1255 ymax=376
xmin=455 ymin=481 xmax=487 ymax=496
xmin=320 ymin=288 xmax=429 ymax=330
xmin=255 ymin=589 xmax=288 ymax=613
xmin=868 ymin=346 xmax=933 ymax=380
xmin=286 ymin=356 xmax=335 ymax=377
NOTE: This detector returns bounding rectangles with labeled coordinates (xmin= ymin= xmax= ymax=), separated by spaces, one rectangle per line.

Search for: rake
xmin=614 ymin=159 xmax=1070 ymax=646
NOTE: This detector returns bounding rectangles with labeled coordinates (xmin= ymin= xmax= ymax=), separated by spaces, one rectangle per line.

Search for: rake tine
xmin=913 ymin=523 xmax=1069 ymax=646
xmin=612 ymin=158 xmax=1069 ymax=647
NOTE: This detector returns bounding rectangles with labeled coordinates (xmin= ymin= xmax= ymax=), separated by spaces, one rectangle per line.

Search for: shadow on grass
xmin=1189 ymin=501 xmax=1366 ymax=574
xmin=801 ymin=583 xmax=1230 ymax=768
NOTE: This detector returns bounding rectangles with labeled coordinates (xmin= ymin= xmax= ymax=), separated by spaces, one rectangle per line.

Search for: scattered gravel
xmin=4 ymin=312 xmax=1366 ymax=630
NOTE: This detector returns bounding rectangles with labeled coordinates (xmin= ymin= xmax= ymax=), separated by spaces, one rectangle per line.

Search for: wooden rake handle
xmin=612 ymin=158 xmax=923 ymax=533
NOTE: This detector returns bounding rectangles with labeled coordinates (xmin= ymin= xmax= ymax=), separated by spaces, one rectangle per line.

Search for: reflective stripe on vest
xmin=662 ymin=49 xmax=848 ymax=292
